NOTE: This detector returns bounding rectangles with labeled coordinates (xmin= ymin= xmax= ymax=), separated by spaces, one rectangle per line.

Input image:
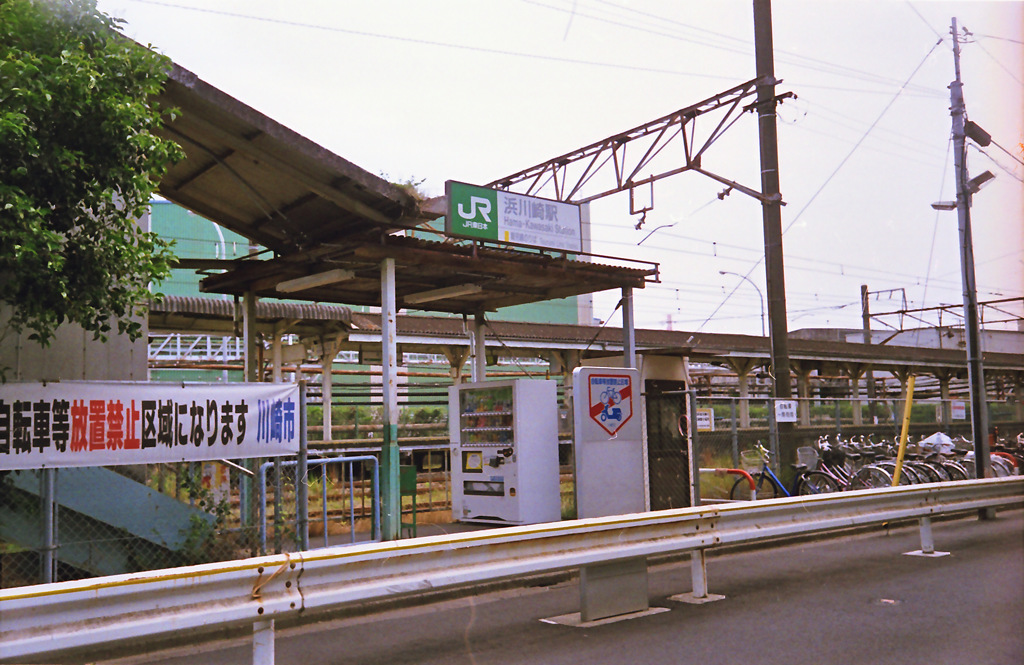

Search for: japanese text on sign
xmin=0 ymin=382 xmax=300 ymax=470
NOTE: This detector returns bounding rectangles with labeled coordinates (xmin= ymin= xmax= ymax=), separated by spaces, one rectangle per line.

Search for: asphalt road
xmin=104 ymin=509 xmax=1023 ymax=665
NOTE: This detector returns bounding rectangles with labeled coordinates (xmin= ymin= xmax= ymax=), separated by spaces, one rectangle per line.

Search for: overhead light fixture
xmin=930 ymin=201 xmax=957 ymax=211
xmin=964 ymin=120 xmax=991 ymax=147
xmin=403 ymin=284 xmax=482 ymax=305
xmin=967 ymin=170 xmax=995 ymax=194
xmin=276 ymin=268 xmax=354 ymax=293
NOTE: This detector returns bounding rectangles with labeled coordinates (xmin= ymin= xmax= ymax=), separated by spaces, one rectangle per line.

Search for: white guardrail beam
xmin=1 ymin=477 xmax=1022 ymax=663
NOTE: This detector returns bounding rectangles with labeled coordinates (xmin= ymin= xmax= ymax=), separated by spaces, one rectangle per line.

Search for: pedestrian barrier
xmin=1 ymin=477 xmax=1021 ymax=664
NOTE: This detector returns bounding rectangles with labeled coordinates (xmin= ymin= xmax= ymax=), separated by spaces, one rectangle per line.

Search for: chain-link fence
xmin=5 ymin=391 xmax=1018 ymax=589
xmin=1 ymin=445 xmax=457 ymax=589
xmin=1 ymin=462 xmax=258 ymax=589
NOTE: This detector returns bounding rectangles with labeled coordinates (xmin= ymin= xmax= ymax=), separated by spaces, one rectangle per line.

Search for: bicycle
xmin=729 ymin=443 xmax=835 ymax=500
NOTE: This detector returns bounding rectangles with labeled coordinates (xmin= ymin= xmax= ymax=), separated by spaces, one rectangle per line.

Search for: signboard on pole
xmin=695 ymin=407 xmax=715 ymax=432
xmin=951 ymin=400 xmax=967 ymax=420
xmin=774 ymin=399 xmax=798 ymax=423
xmin=445 ymin=180 xmax=583 ymax=253
xmin=0 ymin=382 xmax=301 ymax=470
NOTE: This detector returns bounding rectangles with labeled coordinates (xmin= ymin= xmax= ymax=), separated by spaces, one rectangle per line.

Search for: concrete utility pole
xmin=861 ymin=285 xmax=877 ymax=422
xmin=753 ymin=0 xmax=794 ymax=466
xmin=949 ymin=17 xmax=991 ymax=480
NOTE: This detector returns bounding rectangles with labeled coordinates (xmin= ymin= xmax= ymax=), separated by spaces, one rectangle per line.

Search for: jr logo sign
xmin=458 ymin=196 xmax=493 ymax=223
xmin=446 ymin=181 xmax=498 ymax=241
xmin=588 ymin=374 xmax=633 ymax=436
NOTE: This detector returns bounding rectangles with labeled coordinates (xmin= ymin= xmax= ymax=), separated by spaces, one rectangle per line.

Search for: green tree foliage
xmin=0 ymin=0 xmax=182 ymax=346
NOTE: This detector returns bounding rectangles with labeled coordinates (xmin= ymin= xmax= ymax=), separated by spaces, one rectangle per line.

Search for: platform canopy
xmin=154 ymin=63 xmax=657 ymax=313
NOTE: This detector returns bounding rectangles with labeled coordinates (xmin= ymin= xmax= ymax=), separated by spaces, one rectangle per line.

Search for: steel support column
xmin=621 ymin=287 xmax=636 ymax=369
xmin=472 ymin=312 xmax=487 ymax=381
xmin=380 ymin=258 xmax=401 ymax=541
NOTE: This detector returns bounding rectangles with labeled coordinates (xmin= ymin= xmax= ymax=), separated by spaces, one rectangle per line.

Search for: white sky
xmin=97 ymin=0 xmax=1024 ymax=336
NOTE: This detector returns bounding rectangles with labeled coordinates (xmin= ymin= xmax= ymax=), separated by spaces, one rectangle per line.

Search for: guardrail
xmin=1 ymin=477 xmax=1021 ymax=664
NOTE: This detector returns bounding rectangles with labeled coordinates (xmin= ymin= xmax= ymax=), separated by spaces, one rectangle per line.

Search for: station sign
xmin=951 ymin=400 xmax=967 ymax=420
xmin=445 ymin=180 xmax=583 ymax=253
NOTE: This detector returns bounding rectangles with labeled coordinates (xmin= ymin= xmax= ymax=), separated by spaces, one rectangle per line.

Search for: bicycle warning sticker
xmin=588 ymin=374 xmax=633 ymax=436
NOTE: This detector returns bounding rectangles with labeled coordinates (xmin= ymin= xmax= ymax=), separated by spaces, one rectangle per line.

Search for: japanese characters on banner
xmin=0 ymin=382 xmax=301 ymax=470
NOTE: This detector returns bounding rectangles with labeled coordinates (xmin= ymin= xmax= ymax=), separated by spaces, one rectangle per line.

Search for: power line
xmin=125 ymin=0 xmax=746 ymax=82
xmin=694 ymin=38 xmax=947 ymax=332
xmin=529 ymin=0 xmax=946 ymax=96
xmin=974 ymin=32 xmax=1024 ymax=46
xmin=967 ymin=37 xmax=1024 ymax=87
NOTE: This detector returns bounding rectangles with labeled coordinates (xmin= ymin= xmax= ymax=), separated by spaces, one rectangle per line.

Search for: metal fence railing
xmin=692 ymin=397 xmax=1023 ymax=503
xmin=257 ymin=455 xmax=381 ymax=554
xmin=4 ymin=391 xmax=1018 ymax=589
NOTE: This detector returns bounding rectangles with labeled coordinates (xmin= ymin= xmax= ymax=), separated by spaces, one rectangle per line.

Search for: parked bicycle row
xmin=730 ymin=432 xmax=1022 ymax=500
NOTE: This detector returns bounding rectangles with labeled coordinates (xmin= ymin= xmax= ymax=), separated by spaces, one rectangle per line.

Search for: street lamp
xmin=720 ymin=270 xmax=766 ymax=337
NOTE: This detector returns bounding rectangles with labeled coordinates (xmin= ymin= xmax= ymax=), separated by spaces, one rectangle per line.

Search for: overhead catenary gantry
xmin=487 ymin=77 xmax=790 ymax=211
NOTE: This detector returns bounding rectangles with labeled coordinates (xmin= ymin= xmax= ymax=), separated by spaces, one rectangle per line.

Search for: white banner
xmin=0 ymin=382 xmax=301 ymax=470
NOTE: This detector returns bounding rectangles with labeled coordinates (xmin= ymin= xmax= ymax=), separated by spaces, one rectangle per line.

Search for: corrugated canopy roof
xmin=154 ymin=63 xmax=657 ymax=315
xmin=155 ymin=64 xmax=426 ymax=254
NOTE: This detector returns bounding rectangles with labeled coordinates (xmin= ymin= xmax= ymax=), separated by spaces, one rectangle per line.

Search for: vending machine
xmin=449 ymin=379 xmax=561 ymax=524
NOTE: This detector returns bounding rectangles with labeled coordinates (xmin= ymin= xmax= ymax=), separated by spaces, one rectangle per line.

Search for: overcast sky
xmin=97 ymin=0 xmax=1024 ymax=336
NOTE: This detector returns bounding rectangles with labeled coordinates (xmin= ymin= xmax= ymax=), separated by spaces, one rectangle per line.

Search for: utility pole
xmin=753 ymin=0 xmax=794 ymax=467
xmin=949 ymin=17 xmax=991 ymax=481
xmin=861 ymin=285 xmax=877 ymax=422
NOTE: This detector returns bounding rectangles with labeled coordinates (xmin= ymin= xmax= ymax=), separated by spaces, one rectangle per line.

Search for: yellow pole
xmin=891 ymin=375 xmax=916 ymax=486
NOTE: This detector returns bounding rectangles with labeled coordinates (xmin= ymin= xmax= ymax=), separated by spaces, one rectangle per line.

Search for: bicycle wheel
xmin=730 ymin=472 xmax=779 ymax=501
xmin=940 ymin=461 xmax=969 ymax=482
xmin=898 ymin=464 xmax=926 ymax=484
xmin=907 ymin=462 xmax=940 ymax=483
xmin=796 ymin=471 xmax=841 ymax=495
xmin=926 ymin=462 xmax=952 ymax=482
xmin=850 ymin=465 xmax=894 ymax=489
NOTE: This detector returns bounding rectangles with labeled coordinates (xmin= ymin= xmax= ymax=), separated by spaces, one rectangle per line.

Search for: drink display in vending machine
xmin=448 ymin=379 xmax=561 ymax=524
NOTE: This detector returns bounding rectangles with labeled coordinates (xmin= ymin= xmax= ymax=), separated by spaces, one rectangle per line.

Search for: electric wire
xmin=968 ymin=144 xmax=1024 ymax=183
xmin=967 ymin=35 xmax=1024 ymax=87
xmin=974 ymin=33 xmax=1024 ymax=46
xmin=914 ymin=135 xmax=954 ymax=347
xmin=904 ymin=1 xmax=944 ymax=41
xmin=977 ymin=139 xmax=1024 ymax=169
xmin=590 ymin=0 xmax=945 ymax=94
xmin=124 ymin=0 xmax=745 ymax=82
xmin=526 ymin=0 xmax=945 ymax=96
xmin=694 ymin=37 xmax=946 ymax=332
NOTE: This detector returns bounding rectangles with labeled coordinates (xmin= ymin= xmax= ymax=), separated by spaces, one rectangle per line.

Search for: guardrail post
xmin=252 ymin=619 xmax=274 ymax=665
xmin=904 ymin=516 xmax=950 ymax=558
xmin=579 ymin=558 xmax=650 ymax=623
xmin=669 ymin=550 xmax=725 ymax=604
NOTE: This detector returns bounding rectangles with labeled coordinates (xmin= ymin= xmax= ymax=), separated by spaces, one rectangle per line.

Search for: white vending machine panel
xmin=449 ymin=379 xmax=561 ymax=525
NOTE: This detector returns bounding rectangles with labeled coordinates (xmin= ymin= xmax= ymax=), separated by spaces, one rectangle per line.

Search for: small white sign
xmin=695 ymin=408 xmax=715 ymax=432
xmin=951 ymin=400 xmax=967 ymax=421
xmin=774 ymin=399 xmax=798 ymax=423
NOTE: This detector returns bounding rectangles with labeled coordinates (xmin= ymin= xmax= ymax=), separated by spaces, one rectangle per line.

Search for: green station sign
xmin=445 ymin=181 xmax=583 ymax=253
